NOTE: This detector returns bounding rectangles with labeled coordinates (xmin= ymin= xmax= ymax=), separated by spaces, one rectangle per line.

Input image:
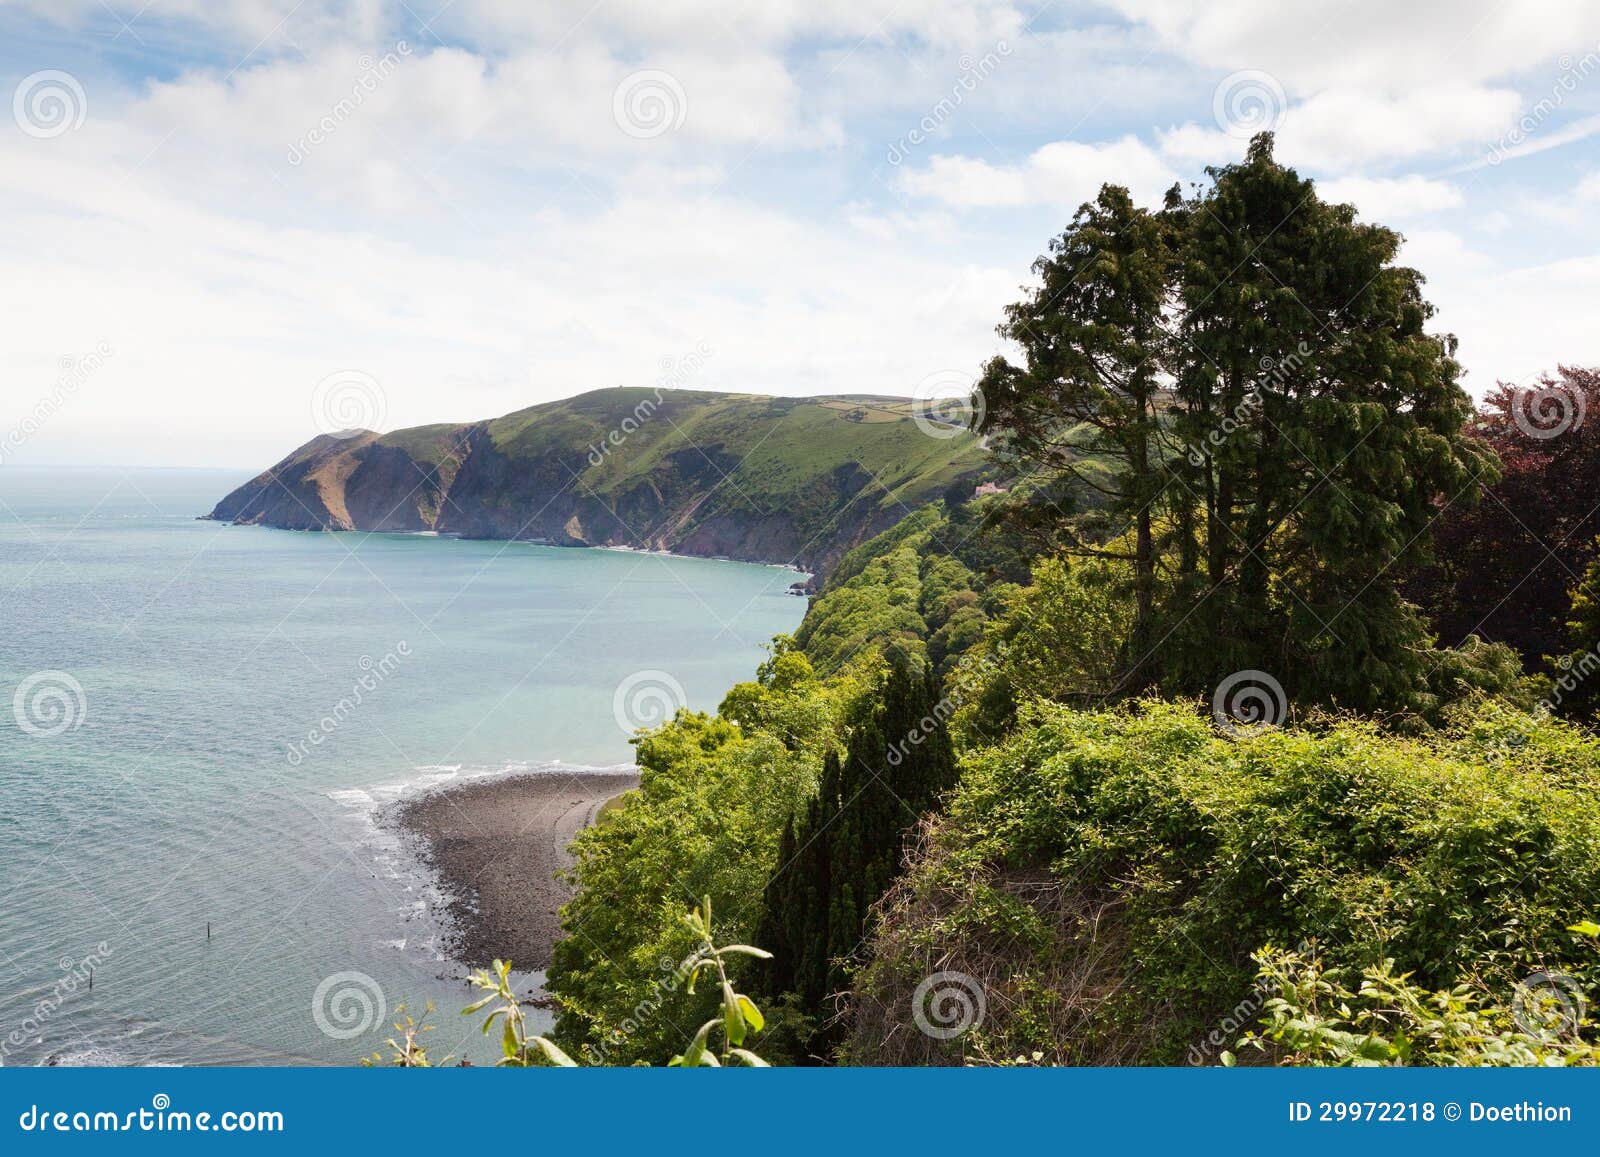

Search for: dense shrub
xmin=848 ymin=700 xmax=1600 ymax=1065
xmin=546 ymin=652 xmax=848 ymax=1064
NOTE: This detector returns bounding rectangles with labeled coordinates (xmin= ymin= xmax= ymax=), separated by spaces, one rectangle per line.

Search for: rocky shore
xmin=392 ymin=769 xmax=639 ymax=971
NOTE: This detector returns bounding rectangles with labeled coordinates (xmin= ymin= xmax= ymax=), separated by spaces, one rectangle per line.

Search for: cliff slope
xmin=208 ymin=388 xmax=985 ymax=576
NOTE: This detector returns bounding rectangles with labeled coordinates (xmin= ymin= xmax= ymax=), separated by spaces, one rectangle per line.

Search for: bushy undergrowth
xmin=545 ymin=644 xmax=850 ymax=1064
xmin=545 ymin=501 xmax=1594 ymax=1068
xmin=1236 ymin=939 xmax=1599 ymax=1067
xmin=848 ymin=700 xmax=1600 ymax=1065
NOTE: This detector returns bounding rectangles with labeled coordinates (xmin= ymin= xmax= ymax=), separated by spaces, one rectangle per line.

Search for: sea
xmin=0 ymin=467 xmax=806 ymax=1066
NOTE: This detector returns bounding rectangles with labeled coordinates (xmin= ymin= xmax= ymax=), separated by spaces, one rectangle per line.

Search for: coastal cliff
xmin=207 ymin=387 xmax=984 ymax=578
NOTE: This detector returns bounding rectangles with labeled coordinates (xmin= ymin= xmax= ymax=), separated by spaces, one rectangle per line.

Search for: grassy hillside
xmin=207 ymin=387 xmax=986 ymax=576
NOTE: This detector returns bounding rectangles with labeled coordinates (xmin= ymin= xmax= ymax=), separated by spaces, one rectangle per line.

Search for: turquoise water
xmin=0 ymin=468 xmax=805 ymax=1066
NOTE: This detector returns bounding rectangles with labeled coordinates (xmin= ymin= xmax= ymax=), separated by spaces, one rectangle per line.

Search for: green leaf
xmin=1567 ymin=921 xmax=1600 ymax=938
xmin=736 ymin=994 xmax=765 ymax=1033
xmin=718 ymin=945 xmax=774 ymax=960
xmin=461 ymin=996 xmax=494 ymax=1015
xmin=502 ymin=1017 xmax=518 ymax=1059
xmin=723 ymin=981 xmax=745 ymax=1046
xmin=531 ymin=1037 xmax=579 ymax=1067
xmin=680 ymin=1021 xmax=714 ymax=1069
xmin=728 ymin=1048 xmax=770 ymax=1067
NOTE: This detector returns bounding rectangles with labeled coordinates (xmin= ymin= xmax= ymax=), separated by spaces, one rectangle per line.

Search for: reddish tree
xmin=1408 ymin=365 xmax=1600 ymax=670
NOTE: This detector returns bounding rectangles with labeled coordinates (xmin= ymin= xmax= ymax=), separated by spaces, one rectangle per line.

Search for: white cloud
xmin=1118 ymin=0 xmax=1600 ymax=167
xmin=1436 ymin=251 xmax=1600 ymax=388
xmin=1276 ymin=85 xmax=1520 ymax=169
xmin=1109 ymin=0 xmax=1600 ymax=93
xmin=4 ymin=0 xmax=1599 ymax=468
xmin=1161 ymin=85 xmax=1521 ymax=170
xmin=1318 ymin=175 xmax=1465 ymax=221
xmin=0 ymin=112 xmax=1018 ymax=468
xmin=900 ymin=135 xmax=1178 ymax=209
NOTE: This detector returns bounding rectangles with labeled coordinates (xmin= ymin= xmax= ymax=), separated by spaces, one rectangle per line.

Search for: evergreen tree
xmin=979 ymin=133 xmax=1495 ymax=711
xmin=756 ymin=658 xmax=956 ymax=1060
xmin=979 ymin=182 xmax=1181 ymax=656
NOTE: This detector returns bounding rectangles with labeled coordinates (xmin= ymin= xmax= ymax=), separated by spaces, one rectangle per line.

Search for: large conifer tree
xmin=757 ymin=658 xmax=956 ymax=1059
xmin=978 ymin=133 xmax=1494 ymax=710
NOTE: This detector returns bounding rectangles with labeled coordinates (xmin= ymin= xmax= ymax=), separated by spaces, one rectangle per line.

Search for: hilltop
xmin=206 ymin=387 xmax=985 ymax=577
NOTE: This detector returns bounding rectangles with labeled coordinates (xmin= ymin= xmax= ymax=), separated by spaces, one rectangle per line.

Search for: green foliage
xmin=545 ymin=705 xmax=825 ymax=1063
xmin=978 ymin=133 xmax=1495 ymax=714
xmin=849 ymin=700 xmax=1600 ymax=1065
xmin=463 ymin=901 xmax=771 ymax=1067
xmin=795 ymin=503 xmax=1016 ymax=682
xmin=1556 ymin=545 xmax=1600 ymax=718
xmin=1407 ymin=636 xmax=1548 ymax=730
xmin=667 ymin=899 xmax=773 ymax=1067
xmin=544 ymin=640 xmax=857 ymax=1064
xmin=950 ymin=556 xmax=1136 ymax=742
xmin=546 ymin=509 xmax=1004 ymax=1065
xmin=794 ymin=541 xmax=928 ymax=676
xmin=1235 ymin=935 xmax=1600 ymax=1067
xmin=757 ymin=659 xmax=958 ymax=1060
xmin=463 ymin=959 xmax=579 ymax=1067
xmin=363 ymin=1003 xmax=440 ymax=1067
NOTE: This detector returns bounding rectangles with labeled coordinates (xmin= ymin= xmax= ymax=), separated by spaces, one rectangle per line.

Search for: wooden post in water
xmin=206 ymin=922 xmax=211 ymax=941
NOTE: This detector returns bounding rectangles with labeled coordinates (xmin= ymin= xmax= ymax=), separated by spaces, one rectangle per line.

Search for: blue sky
xmin=3 ymin=0 xmax=1600 ymax=467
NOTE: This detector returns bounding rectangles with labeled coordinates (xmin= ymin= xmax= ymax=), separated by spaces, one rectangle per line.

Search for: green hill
xmin=207 ymin=387 xmax=985 ymax=577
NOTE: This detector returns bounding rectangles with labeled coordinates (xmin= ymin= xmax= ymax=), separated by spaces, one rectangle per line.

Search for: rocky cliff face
xmin=207 ymin=388 xmax=984 ymax=579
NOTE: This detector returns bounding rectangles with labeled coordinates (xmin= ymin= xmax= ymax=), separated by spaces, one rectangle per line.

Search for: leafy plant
xmin=667 ymin=897 xmax=773 ymax=1067
xmin=463 ymin=960 xmax=578 ymax=1067
xmin=1233 ymin=927 xmax=1600 ymax=1067
xmin=364 ymin=1002 xmax=440 ymax=1068
xmin=466 ymin=899 xmax=772 ymax=1067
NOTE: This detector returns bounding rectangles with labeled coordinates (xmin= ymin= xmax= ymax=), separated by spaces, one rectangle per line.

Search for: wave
xmin=320 ymin=760 xmax=636 ymax=963
xmin=29 ymin=1015 xmax=321 ymax=1068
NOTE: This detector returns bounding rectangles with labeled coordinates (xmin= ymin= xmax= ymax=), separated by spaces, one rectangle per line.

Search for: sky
xmin=2 ymin=0 xmax=1599 ymax=469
